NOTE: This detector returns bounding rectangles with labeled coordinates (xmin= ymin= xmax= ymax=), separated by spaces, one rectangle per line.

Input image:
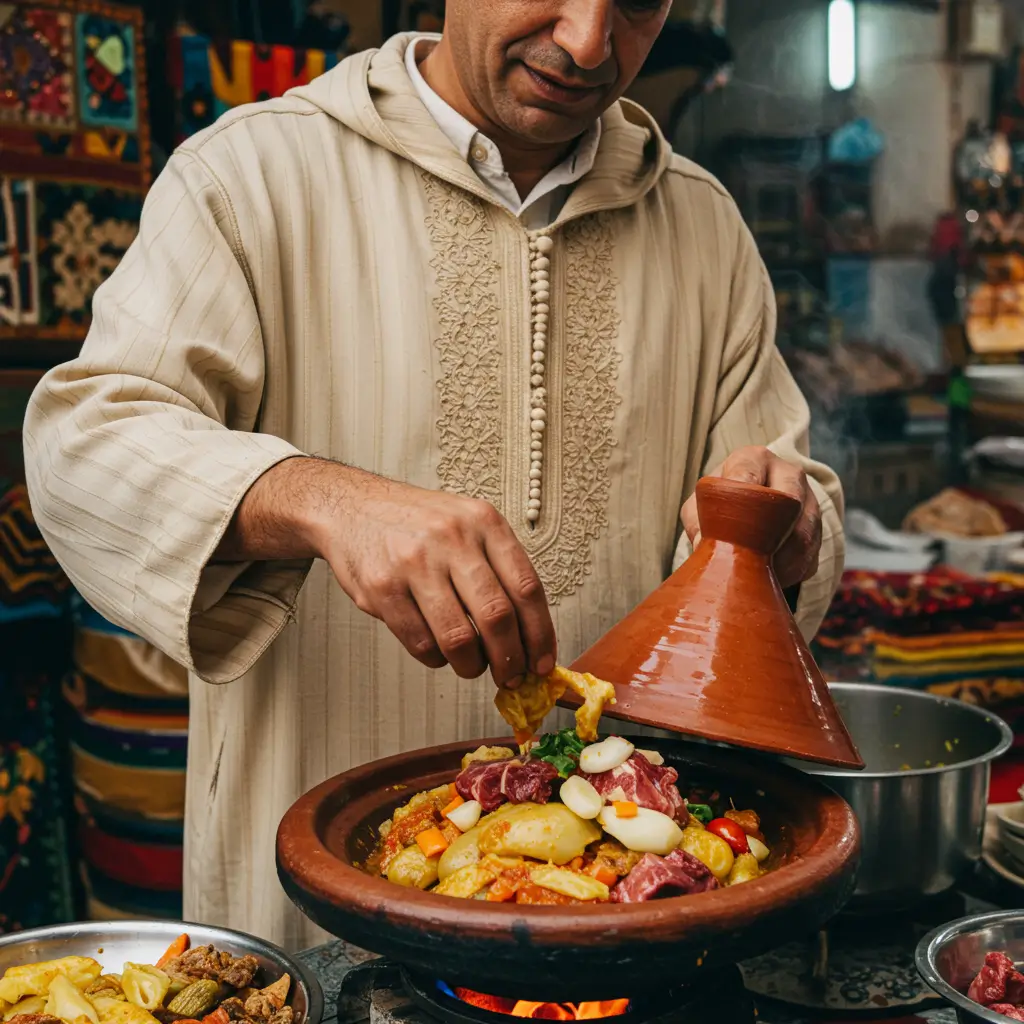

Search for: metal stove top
xmin=296 ymin=870 xmax=1014 ymax=1024
xmin=333 ymin=959 xmax=756 ymax=1024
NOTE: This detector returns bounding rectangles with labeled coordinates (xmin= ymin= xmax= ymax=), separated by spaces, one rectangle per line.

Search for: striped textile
xmin=67 ymin=592 xmax=188 ymax=921
xmin=813 ymin=569 xmax=1024 ymax=741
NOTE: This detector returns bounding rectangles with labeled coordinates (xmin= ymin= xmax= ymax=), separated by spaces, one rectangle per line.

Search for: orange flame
xmin=454 ymin=989 xmax=629 ymax=1020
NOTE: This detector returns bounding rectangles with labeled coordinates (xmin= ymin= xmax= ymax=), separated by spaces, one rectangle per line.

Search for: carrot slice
xmin=415 ymin=827 xmax=450 ymax=858
xmin=486 ymin=880 xmax=517 ymax=902
xmin=442 ymin=795 xmax=465 ymax=818
xmin=613 ymin=801 xmax=638 ymax=818
xmin=202 ymin=1010 xmax=229 ymax=1024
xmin=156 ymin=933 xmax=189 ymax=968
xmin=584 ymin=863 xmax=618 ymax=888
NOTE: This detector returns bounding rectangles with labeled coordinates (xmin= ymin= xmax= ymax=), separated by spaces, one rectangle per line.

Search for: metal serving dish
xmin=787 ymin=682 xmax=1013 ymax=906
xmin=917 ymin=910 xmax=1024 ymax=1023
xmin=0 ymin=921 xmax=324 ymax=1024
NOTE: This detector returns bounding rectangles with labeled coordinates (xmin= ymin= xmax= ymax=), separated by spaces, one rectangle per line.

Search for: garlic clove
xmin=747 ymin=834 xmax=770 ymax=863
xmin=446 ymin=799 xmax=483 ymax=832
xmin=579 ymin=736 xmax=634 ymax=775
xmin=636 ymin=748 xmax=665 ymax=766
xmin=559 ymin=775 xmax=603 ymax=820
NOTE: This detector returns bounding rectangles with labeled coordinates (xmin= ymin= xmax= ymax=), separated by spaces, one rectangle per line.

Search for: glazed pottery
xmin=568 ymin=477 xmax=864 ymax=769
xmin=277 ymin=737 xmax=860 ymax=1002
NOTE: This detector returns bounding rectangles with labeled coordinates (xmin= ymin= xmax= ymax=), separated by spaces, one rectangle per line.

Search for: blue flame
xmin=436 ymin=981 xmax=458 ymax=1000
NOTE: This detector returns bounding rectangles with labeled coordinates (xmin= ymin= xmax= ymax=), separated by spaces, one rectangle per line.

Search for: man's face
xmin=443 ymin=0 xmax=671 ymax=145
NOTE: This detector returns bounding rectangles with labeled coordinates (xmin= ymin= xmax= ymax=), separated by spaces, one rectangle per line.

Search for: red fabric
xmin=78 ymin=821 xmax=182 ymax=891
xmin=992 ymin=753 xmax=1024 ymax=804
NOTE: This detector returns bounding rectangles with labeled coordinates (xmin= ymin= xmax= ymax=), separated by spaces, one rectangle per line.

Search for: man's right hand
xmin=216 ymin=457 xmax=556 ymax=687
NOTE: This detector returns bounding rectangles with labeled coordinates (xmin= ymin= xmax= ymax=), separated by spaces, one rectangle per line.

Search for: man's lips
xmin=521 ymin=64 xmax=603 ymax=106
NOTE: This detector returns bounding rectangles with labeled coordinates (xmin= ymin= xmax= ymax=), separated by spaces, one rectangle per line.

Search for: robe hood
xmin=287 ymin=32 xmax=673 ymax=223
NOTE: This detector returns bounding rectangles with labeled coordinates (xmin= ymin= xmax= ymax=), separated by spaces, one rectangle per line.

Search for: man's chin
xmin=501 ymin=104 xmax=602 ymax=146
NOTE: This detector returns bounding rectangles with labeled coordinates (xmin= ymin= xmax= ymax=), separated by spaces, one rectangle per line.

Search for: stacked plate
xmin=987 ymin=797 xmax=1024 ymax=888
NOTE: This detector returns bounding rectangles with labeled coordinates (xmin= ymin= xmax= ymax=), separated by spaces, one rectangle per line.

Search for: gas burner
xmin=336 ymin=959 xmax=757 ymax=1024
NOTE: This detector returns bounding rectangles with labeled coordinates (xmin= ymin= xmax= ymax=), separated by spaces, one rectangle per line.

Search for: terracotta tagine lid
xmin=568 ymin=476 xmax=864 ymax=769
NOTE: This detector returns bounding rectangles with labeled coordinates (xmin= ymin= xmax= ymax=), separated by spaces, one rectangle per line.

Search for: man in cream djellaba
xmin=25 ymin=0 xmax=845 ymax=949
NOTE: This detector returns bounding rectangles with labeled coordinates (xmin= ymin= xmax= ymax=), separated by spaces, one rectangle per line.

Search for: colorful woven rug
xmin=168 ymin=30 xmax=341 ymax=144
xmin=0 ymin=1 xmax=150 ymax=341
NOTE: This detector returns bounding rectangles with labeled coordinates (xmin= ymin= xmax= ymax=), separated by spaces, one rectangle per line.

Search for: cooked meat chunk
xmin=243 ymin=994 xmax=275 ymax=1021
xmin=7 ymin=1015 xmax=64 ymax=1024
xmin=220 ymin=956 xmax=259 ymax=990
xmin=162 ymin=947 xmax=257 ymax=990
xmin=162 ymin=946 xmax=222 ymax=981
xmin=151 ymin=1011 xmax=190 ymax=1024
xmin=591 ymin=840 xmax=642 ymax=877
xmin=724 ymin=809 xmax=761 ymax=835
xmin=218 ymin=998 xmax=249 ymax=1021
xmin=268 ymin=1008 xmax=294 ymax=1024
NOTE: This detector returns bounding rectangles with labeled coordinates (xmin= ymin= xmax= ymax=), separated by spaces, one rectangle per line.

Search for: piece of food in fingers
xmin=494 ymin=665 xmax=617 ymax=748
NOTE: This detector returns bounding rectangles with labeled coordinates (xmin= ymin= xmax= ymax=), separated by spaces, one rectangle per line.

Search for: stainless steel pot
xmin=917 ymin=910 xmax=1024 ymax=1023
xmin=787 ymin=682 xmax=1013 ymax=906
xmin=0 ymin=921 xmax=324 ymax=1024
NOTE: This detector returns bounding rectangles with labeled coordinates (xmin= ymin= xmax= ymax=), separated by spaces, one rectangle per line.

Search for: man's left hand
xmin=681 ymin=446 xmax=822 ymax=590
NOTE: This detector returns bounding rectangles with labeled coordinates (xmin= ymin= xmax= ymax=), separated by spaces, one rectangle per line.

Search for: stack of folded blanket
xmin=815 ymin=568 xmax=1024 ymax=702
xmin=813 ymin=567 xmax=1024 ymax=798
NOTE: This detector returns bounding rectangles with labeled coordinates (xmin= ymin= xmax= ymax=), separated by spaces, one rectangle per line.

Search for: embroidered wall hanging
xmin=168 ymin=30 xmax=342 ymax=145
xmin=0 ymin=0 xmax=150 ymax=343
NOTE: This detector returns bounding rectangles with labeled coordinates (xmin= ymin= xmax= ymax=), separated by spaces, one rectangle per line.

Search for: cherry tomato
xmin=706 ymin=817 xmax=749 ymax=855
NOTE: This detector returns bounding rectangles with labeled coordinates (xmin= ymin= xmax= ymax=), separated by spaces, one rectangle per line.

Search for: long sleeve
xmin=23 ymin=151 xmax=311 ymax=685
xmin=672 ymin=217 xmax=845 ymax=641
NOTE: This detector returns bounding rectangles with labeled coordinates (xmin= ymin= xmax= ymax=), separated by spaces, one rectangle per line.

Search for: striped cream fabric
xmin=23 ymin=34 xmax=845 ymax=950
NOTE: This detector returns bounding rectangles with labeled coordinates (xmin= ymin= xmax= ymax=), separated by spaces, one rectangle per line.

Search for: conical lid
xmin=565 ymin=477 xmax=864 ymax=769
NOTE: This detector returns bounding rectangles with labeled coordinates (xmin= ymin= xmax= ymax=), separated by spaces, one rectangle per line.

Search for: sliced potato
xmin=598 ymin=805 xmax=683 ymax=856
xmin=392 ymin=784 xmax=451 ymax=823
xmin=260 ymin=975 xmax=291 ymax=1011
xmin=529 ymin=866 xmax=609 ymax=902
xmin=434 ymin=864 xmax=497 ymax=899
xmin=0 ymin=958 xmax=103 ymax=1004
xmin=385 ymin=845 xmax=440 ymax=889
xmin=3 ymin=996 xmax=45 ymax=1021
xmin=46 ymin=975 xmax=100 ymax=1024
xmin=679 ymin=826 xmax=734 ymax=881
xmin=437 ymin=803 xmax=535 ymax=880
xmin=97 ymin=999 xmax=162 ymax=1024
xmin=726 ymin=852 xmax=762 ymax=886
xmin=120 ymin=966 xmax=169 ymax=1011
xmin=479 ymin=803 xmax=600 ymax=865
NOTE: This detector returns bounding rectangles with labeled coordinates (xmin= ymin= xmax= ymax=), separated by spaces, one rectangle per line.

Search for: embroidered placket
xmin=526 ymin=230 xmax=554 ymax=526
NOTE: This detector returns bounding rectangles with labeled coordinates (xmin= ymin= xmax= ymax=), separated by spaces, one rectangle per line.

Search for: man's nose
xmin=552 ymin=0 xmax=614 ymax=72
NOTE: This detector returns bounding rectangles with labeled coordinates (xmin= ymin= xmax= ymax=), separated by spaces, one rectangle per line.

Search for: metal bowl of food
xmin=787 ymin=682 xmax=1013 ymax=906
xmin=0 ymin=921 xmax=323 ymax=1024
xmin=917 ymin=910 xmax=1024 ymax=1022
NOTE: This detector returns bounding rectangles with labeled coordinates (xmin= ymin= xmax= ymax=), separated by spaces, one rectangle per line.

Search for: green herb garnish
xmin=533 ymin=728 xmax=587 ymax=778
xmin=688 ymin=803 xmax=714 ymax=825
